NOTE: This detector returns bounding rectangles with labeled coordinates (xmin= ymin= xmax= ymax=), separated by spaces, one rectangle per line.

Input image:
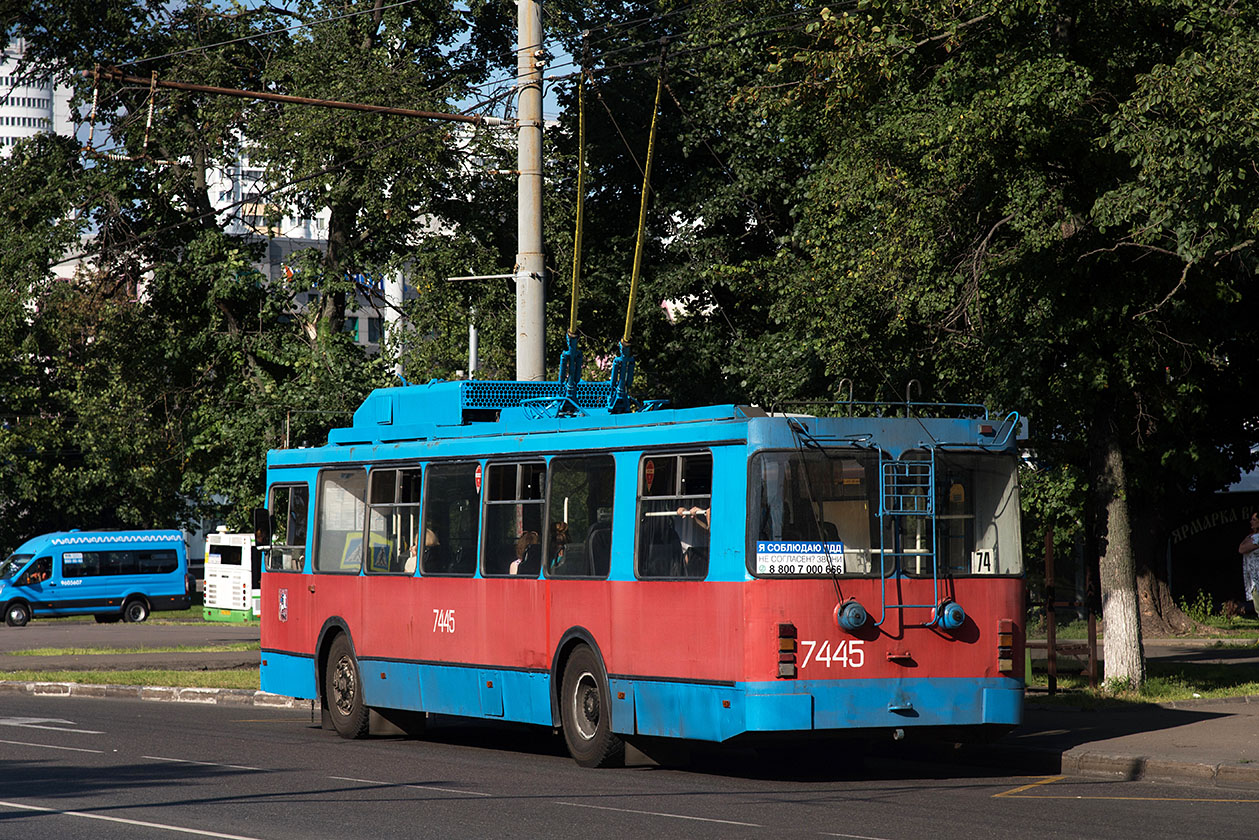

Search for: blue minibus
xmin=0 ymin=530 xmax=194 ymax=627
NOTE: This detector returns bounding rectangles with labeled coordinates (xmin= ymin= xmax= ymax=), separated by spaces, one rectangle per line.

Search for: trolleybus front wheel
xmin=325 ymin=634 xmax=369 ymax=739
xmin=560 ymin=645 xmax=624 ymax=768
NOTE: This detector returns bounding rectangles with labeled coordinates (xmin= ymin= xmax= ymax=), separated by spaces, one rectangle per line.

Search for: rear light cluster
xmin=777 ymin=622 xmax=797 ymax=679
xmin=998 ymin=618 xmax=1016 ymax=674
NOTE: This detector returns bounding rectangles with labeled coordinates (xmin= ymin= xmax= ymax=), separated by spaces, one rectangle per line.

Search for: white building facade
xmin=0 ymin=39 xmax=73 ymax=155
xmin=6 ymin=41 xmax=410 ymax=353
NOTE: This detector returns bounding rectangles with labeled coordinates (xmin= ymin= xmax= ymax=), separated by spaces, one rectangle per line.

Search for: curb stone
xmin=0 ymin=679 xmax=311 ymax=709
xmin=1061 ymin=748 xmax=1259 ymax=790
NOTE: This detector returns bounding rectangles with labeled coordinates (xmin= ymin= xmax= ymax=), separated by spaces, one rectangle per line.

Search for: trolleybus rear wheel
xmin=560 ymin=645 xmax=624 ymax=768
xmin=5 ymin=602 xmax=31 ymax=627
xmin=325 ymin=635 xmax=369 ymax=739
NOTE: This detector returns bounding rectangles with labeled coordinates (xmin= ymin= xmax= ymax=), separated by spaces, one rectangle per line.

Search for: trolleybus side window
xmin=421 ymin=462 xmax=480 ymax=576
xmin=636 ymin=452 xmax=712 ymax=579
xmin=267 ymin=483 xmax=309 ymax=572
xmin=545 ymin=454 xmax=616 ymax=578
xmin=366 ymin=467 xmax=422 ymax=575
xmin=482 ymin=461 xmax=545 ymax=577
xmin=315 ymin=469 xmax=367 ymax=573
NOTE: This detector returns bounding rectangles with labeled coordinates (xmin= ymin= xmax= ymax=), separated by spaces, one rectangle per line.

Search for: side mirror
xmin=252 ymin=507 xmax=272 ymax=549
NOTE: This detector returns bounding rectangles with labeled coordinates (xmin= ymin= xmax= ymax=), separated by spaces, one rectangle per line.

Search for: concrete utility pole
xmin=515 ymin=0 xmax=546 ymax=381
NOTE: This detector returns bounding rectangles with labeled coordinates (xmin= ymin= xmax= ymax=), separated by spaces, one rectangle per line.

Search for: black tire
xmin=325 ymin=634 xmax=369 ymax=739
xmin=560 ymin=645 xmax=624 ymax=768
xmin=122 ymin=598 xmax=149 ymax=623
xmin=5 ymin=602 xmax=31 ymax=628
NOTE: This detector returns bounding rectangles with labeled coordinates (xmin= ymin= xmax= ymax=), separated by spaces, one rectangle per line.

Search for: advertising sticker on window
xmin=756 ymin=541 xmax=845 ymax=575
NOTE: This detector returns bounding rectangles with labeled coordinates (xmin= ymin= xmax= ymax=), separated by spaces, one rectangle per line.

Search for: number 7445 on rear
xmin=799 ymin=639 xmax=865 ymax=668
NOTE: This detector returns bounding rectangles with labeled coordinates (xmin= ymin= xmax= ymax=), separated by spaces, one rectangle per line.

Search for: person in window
xmin=548 ymin=521 xmax=570 ymax=574
xmin=510 ymin=531 xmax=540 ymax=575
xmin=421 ymin=528 xmax=443 ymax=572
xmin=675 ymin=506 xmax=710 ymax=576
xmin=26 ymin=558 xmax=51 ymax=584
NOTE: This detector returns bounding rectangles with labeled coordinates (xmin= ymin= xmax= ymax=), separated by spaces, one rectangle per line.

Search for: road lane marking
xmin=0 ymin=800 xmax=265 ymax=839
xmin=993 ymin=776 xmax=1259 ymax=803
xmin=556 ymin=801 xmax=762 ymax=827
xmin=993 ymin=776 xmax=1066 ymax=797
xmin=0 ymin=716 xmax=103 ymax=734
xmin=145 ymin=755 xmax=263 ymax=772
xmin=821 ymin=833 xmax=897 ymax=840
xmin=329 ymin=776 xmax=493 ymax=797
xmin=0 ymin=738 xmax=104 ymax=754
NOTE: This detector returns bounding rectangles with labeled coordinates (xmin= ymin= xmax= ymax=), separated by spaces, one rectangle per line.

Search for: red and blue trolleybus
xmin=257 ymin=378 xmax=1025 ymax=766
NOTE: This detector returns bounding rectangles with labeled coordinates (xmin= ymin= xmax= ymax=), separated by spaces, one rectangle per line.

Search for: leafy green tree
xmin=753 ymin=0 xmax=1259 ymax=686
xmin=1 ymin=1 xmax=528 ymax=543
xmin=545 ymin=0 xmax=821 ymax=405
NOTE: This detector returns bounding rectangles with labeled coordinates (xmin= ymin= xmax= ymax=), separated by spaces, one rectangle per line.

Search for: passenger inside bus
xmin=510 ymin=531 xmax=540 ymax=575
xmin=420 ymin=528 xmax=443 ymax=572
xmin=546 ymin=521 xmax=570 ymax=574
xmin=24 ymin=557 xmax=52 ymax=584
xmin=676 ymin=505 xmax=711 ymax=576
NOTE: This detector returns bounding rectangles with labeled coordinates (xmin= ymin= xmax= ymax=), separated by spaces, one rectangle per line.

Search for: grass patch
xmin=1194 ymin=616 xmax=1259 ymax=636
xmin=8 ymin=642 xmax=260 ymax=657
xmin=1028 ymin=659 xmax=1259 ymax=708
xmin=0 ymin=668 xmax=260 ymax=690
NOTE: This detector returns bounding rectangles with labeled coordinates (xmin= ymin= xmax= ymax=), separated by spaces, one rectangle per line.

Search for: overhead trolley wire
xmin=544 ymin=1 xmax=834 ymax=77
xmin=118 ymin=0 xmax=428 ymax=69
xmin=53 ymin=85 xmax=516 ymax=272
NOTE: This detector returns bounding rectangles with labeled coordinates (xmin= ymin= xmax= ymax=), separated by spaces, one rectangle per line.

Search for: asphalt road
xmin=2 ymin=693 xmax=1258 ymax=840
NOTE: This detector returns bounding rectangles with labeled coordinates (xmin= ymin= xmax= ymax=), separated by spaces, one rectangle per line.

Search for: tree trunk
xmin=1097 ymin=436 xmax=1146 ymax=689
xmin=1132 ymin=503 xmax=1207 ymax=636
xmin=1137 ymin=566 xmax=1203 ymax=635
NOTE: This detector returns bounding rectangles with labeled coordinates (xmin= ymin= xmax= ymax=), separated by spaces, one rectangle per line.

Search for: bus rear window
xmin=748 ymin=449 xmax=1022 ymax=577
xmin=210 ymin=545 xmax=243 ymax=566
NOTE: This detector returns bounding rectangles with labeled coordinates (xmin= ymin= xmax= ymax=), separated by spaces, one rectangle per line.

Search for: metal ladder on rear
xmin=875 ymin=449 xmax=941 ymax=627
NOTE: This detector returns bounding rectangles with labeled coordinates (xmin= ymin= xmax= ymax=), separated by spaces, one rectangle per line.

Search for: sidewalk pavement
xmin=995 ymin=637 xmax=1259 ymax=789
xmin=1004 ymin=695 xmax=1259 ymax=790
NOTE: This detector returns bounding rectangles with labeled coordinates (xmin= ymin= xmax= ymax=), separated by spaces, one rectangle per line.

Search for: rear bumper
xmin=613 ymin=676 xmax=1023 ymax=741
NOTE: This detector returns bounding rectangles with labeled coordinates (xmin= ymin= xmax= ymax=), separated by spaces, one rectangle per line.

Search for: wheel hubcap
xmin=332 ymin=656 xmax=357 ymax=714
xmin=572 ymin=672 xmax=599 ymax=740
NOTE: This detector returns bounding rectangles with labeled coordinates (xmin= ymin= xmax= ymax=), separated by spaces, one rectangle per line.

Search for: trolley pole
xmin=515 ymin=0 xmax=546 ymax=381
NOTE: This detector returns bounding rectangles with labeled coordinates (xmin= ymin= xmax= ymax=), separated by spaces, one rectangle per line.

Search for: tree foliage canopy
xmin=2 ymin=2 xmax=1257 ymax=671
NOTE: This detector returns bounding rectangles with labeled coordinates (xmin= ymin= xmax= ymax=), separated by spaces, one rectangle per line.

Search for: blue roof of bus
xmin=325 ymin=379 xmax=749 ymax=446
xmin=279 ymin=379 xmax=1022 ymax=459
